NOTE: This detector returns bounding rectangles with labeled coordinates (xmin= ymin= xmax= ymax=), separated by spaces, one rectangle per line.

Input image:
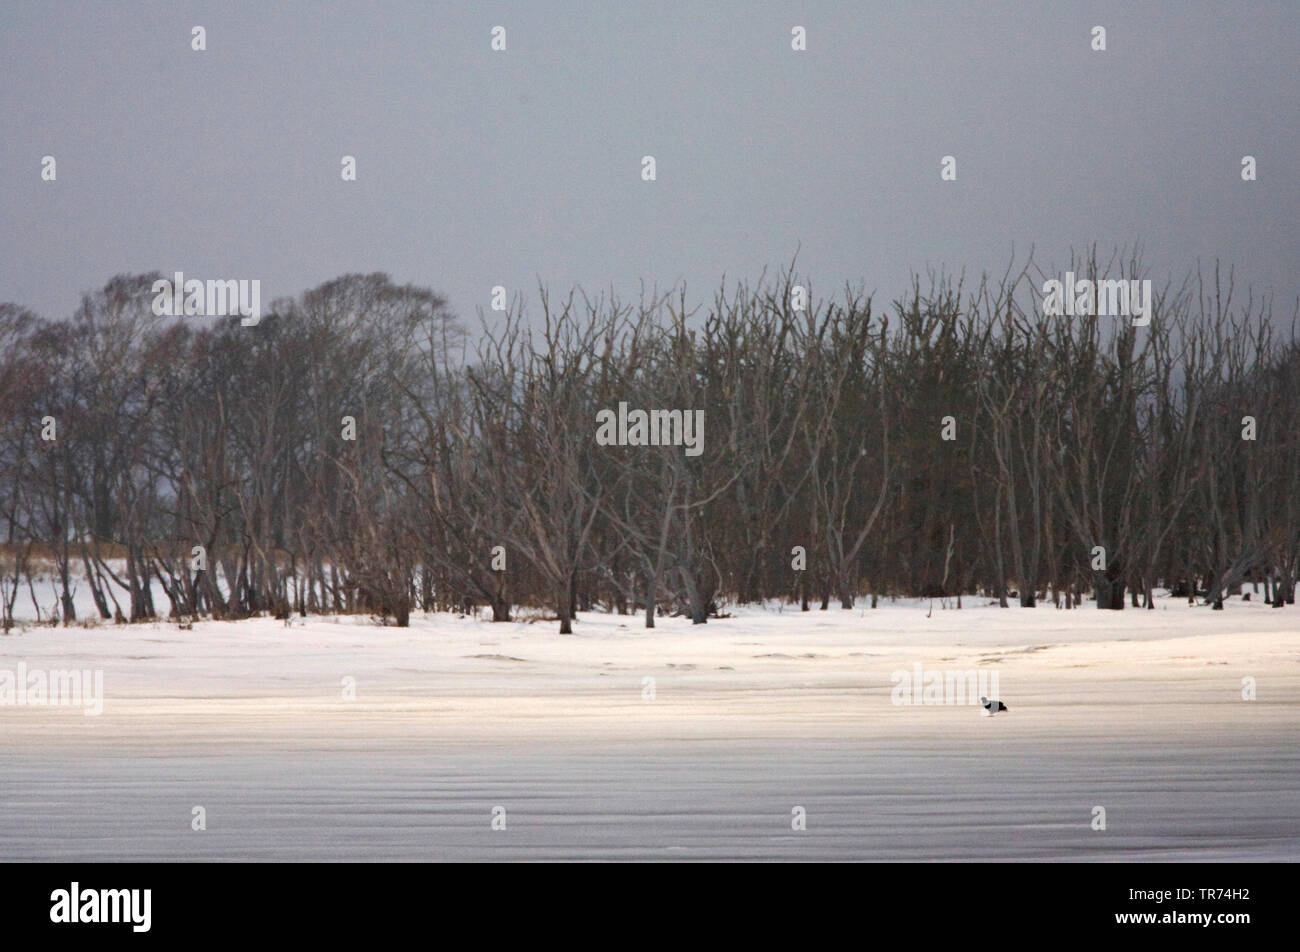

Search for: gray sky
xmin=3 ymin=1 xmax=1297 ymax=326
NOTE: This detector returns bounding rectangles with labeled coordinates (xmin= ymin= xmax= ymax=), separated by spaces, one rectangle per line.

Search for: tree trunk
xmin=557 ymin=585 xmax=573 ymax=634
xmin=1094 ymin=564 xmax=1126 ymax=610
xmin=838 ymin=572 xmax=854 ymax=610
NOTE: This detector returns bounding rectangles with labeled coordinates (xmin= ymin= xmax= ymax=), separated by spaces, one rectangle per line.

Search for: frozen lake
xmin=2 ymin=598 xmax=1297 ymax=860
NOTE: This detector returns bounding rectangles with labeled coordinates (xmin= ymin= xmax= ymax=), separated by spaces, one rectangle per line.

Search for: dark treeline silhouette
xmin=2 ymin=251 xmax=1297 ymax=631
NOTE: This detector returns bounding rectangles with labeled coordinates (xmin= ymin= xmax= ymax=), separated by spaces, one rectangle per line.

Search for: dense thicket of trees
xmin=2 ymin=253 xmax=1297 ymax=631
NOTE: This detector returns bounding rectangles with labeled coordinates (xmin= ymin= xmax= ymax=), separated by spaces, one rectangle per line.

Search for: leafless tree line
xmin=1 ymin=251 xmax=1297 ymax=632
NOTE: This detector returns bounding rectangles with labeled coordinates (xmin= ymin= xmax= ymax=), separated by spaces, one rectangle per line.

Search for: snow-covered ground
xmin=1 ymin=594 xmax=1297 ymax=861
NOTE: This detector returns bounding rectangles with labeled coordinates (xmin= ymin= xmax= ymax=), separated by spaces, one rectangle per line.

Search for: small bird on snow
xmin=980 ymin=696 xmax=1008 ymax=717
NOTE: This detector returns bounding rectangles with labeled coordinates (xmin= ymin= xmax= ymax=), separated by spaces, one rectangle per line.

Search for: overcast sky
xmin=3 ymin=1 xmax=1297 ymax=328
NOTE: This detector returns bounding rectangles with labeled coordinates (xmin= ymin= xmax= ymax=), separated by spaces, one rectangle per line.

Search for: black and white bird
xmin=980 ymin=696 xmax=1008 ymax=717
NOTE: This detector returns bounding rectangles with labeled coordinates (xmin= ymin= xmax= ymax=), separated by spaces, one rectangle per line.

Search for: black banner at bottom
xmin=0 ymin=861 xmax=1281 ymax=941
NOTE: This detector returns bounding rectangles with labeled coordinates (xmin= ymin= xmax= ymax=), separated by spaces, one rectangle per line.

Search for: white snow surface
xmin=2 ymin=596 xmax=1297 ymax=861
